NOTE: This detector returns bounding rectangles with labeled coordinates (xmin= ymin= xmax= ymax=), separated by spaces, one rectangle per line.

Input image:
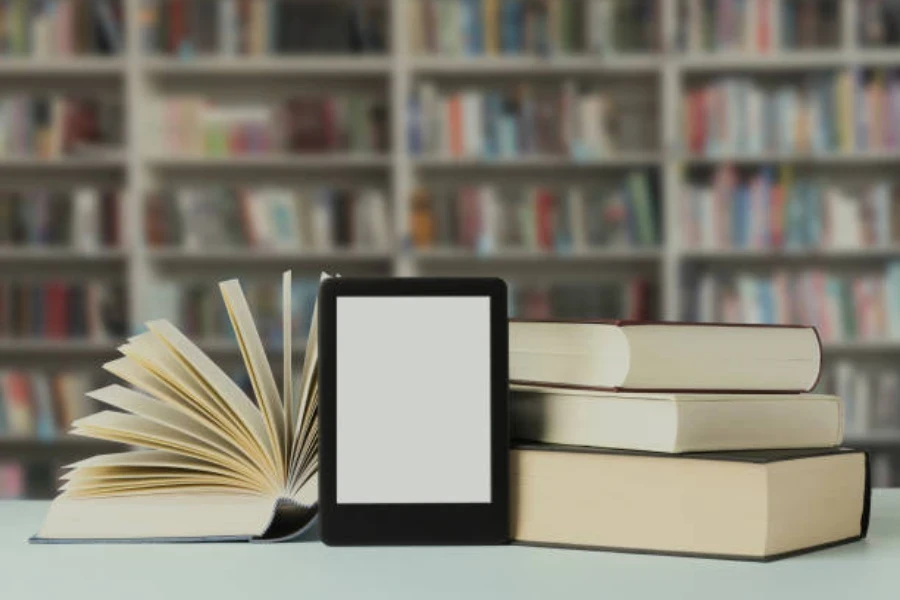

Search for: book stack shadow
xmin=509 ymin=320 xmax=871 ymax=561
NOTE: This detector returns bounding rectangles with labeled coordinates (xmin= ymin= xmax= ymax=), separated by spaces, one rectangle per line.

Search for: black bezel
xmin=318 ymin=277 xmax=509 ymax=546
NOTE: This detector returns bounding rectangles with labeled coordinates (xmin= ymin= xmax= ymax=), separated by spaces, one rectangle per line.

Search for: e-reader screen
xmin=335 ymin=296 xmax=492 ymax=505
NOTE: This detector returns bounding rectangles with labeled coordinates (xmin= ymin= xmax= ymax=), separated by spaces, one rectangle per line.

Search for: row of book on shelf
xmin=0 ymin=281 xmax=125 ymax=340
xmin=677 ymin=0 xmax=839 ymax=53
xmin=0 ymin=371 xmax=94 ymax=440
xmin=141 ymin=0 xmax=387 ymax=57
xmin=859 ymin=0 xmax=900 ymax=47
xmin=160 ymin=95 xmax=387 ymax=157
xmin=409 ymin=80 xmax=653 ymax=160
xmin=407 ymin=0 xmax=659 ymax=56
xmin=824 ymin=360 xmax=900 ymax=436
xmin=682 ymin=168 xmax=900 ymax=249
xmin=147 ymin=278 xmax=655 ymax=344
xmin=0 ymin=0 xmax=123 ymax=57
xmin=0 ymin=95 xmax=121 ymax=159
xmin=508 ymin=279 xmax=655 ymax=321
xmin=410 ymin=173 xmax=659 ymax=251
xmin=691 ymin=265 xmax=900 ymax=343
xmin=0 ymin=189 xmax=120 ymax=248
xmin=684 ymin=71 xmax=900 ymax=157
xmin=146 ymin=187 xmax=391 ymax=251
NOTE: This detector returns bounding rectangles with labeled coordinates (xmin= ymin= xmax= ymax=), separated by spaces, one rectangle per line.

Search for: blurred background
xmin=1 ymin=0 xmax=900 ymax=498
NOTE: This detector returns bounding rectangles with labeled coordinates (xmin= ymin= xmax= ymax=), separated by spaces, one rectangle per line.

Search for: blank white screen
xmin=336 ymin=296 xmax=492 ymax=504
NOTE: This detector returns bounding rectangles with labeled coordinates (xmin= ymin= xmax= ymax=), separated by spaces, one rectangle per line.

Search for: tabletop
xmin=1 ymin=491 xmax=898 ymax=600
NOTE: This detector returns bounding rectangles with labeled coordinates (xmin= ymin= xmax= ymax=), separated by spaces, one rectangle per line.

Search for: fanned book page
xmin=32 ymin=272 xmax=326 ymax=543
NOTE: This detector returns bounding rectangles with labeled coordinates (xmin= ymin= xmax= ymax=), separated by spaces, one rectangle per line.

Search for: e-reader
xmin=318 ymin=277 xmax=509 ymax=545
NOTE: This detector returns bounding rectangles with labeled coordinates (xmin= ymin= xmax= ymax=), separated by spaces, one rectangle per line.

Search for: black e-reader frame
xmin=318 ymin=277 xmax=509 ymax=545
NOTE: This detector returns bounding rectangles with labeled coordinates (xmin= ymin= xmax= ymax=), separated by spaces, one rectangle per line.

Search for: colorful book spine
xmin=692 ymin=264 xmax=900 ymax=343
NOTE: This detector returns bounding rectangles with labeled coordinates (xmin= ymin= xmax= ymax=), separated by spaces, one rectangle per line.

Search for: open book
xmin=33 ymin=272 xmax=322 ymax=543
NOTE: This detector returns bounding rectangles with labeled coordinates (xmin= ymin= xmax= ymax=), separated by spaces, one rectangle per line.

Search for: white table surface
xmin=1 ymin=491 xmax=898 ymax=600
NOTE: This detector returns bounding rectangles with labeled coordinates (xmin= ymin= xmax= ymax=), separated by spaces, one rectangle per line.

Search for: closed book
xmin=509 ymin=319 xmax=821 ymax=392
xmin=511 ymin=384 xmax=843 ymax=453
xmin=512 ymin=445 xmax=870 ymax=561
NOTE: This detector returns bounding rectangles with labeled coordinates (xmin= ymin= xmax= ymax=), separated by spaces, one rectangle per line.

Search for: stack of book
xmin=408 ymin=0 xmax=660 ymax=56
xmin=141 ymin=0 xmax=386 ymax=56
xmin=509 ymin=319 xmax=870 ymax=560
xmin=159 ymin=95 xmax=388 ymax=157
xmin=0 ymin=0 xmax=123 ymax=57
xmin=683 ymin=167 xmax=899 ymax=250
xmin=677 ymin=0 xmax=840 ymax=53
xmin=409 ymin=80 xmax=654 ymax=159
xmin=0 ymin=281 xmax=126 ymax=340
xmin=0 ymin=371 xmax=96 ymax=440
xmin=146 ymin=187 xmax=391 ymax=251
xmin=0 ymin=189 xmax=121 ymax=249
xmin=692 ymin=265 xmax=900 ymax=342
xmin=409 ymin=174 xmax=659 ymax=252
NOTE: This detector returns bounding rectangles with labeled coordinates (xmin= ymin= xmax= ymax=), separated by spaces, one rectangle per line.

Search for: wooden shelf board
xmin=677 ymin=51 xmax=847 ymax=71
xmin=413 ymin=154 xmax=660 ymax=169
xmin=823 ymin=341 xmax=900 ymax=353
xmin=148 ymin=248 xmax=394 ymax=264
xmin=147 ymin=154 xmax=391 ymax=170
xmin=683 ymin=248 xmax=900 ymax=262
xmin=143 ymin=55 xmax=391 ymax=75
xmin=844 ymin=431 xmax=900 ymax=448
xmin=0 ymin=249 xmax=127 ymax=263
xmin=0 ymin=57 xmax=125 ymax=75
xmin=413 ymin=248 xmax=662 ymax=263
xmin=683 ymin=152 xmax=900 ymax=166
xmin=0 ymin=155 xmax=125 ymax=169
xmin=0 ymin=339 xmax=120 ymax=355
xmin=410 ymin=54 xmax=661 ymax=74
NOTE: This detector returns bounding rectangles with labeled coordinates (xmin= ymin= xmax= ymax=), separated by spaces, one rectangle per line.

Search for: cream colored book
xmin=33 ymin=272 xmax=323 ymax=543
xmin=511 ymin=384 xmax=844 ymax=453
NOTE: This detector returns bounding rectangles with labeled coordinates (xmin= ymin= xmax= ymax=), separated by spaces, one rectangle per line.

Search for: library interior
xmin=1 ymin=0 xmax=900 ymax=499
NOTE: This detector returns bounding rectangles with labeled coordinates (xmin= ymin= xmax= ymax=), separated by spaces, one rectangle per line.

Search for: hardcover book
xmin=33 ymin=272 xmax=322 ymax=543
xmin=511 ymin=384 xmax=844 ymax=453
xmin=510 ymin=319 xmax=822 ymax=392
xmin=512 ymin=444 xmax=870 ymax=561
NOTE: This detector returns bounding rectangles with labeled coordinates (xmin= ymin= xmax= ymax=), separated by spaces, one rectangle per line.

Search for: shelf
xmin=143 ymin=55 xmax=391 ymax=76
xmin=413 ymin=248 xmax=661 ymax=264
xmin=413 ymin=154 xmax=660 ymax=170
xmin=682 ymin=151 xmax=900 ymax=166
xmin=844 ymin=431 xmax=900 ymax=448
xmin=147 ymin=154 xmax=391 ymax=171
xmin=197 ymin=338 xmax=307 ymax=356
xmin=677 ymin=51 xmax=847 ymax=72
xmin=0 ymin=339 xmax=120 ymax=357
xmin=0 ymin=436 xmax=124 ymax=460
xmin=0 ymin=155 xmax=125 ymax=169
xmin=0 ymin=57 xmax=125 ymax=75
xmin=148 ymin=248 xmax=394 ymax=266
xmin=682 ymin=248 xmax=900 ymax=262
xmin=823 ymin=341 xmax=900 ymax=354
xmin=855 ymin=49 xmax=900 ymax=67
xmin=0 ymin=249 xmax=127 ymax=265
xmin=410 ymin=54 xmax=661 ymax=75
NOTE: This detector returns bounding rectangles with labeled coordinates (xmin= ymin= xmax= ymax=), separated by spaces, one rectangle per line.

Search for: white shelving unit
xmin=2 ymin=0 xmax=900 ymax=456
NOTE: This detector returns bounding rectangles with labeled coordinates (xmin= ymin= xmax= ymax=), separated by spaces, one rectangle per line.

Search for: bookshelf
xmin=4 ymin=0 xmax=900 ymax=497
